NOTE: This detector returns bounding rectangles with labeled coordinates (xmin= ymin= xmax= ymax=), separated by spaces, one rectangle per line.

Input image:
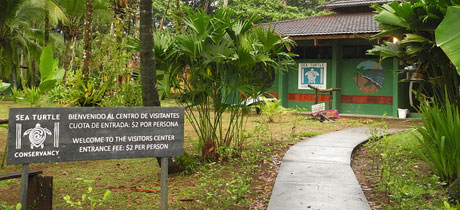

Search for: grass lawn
xmin=352 ymin=130 xmax=456 ymax=209
xmin=0 ymin=99 xmax=419 ymax=209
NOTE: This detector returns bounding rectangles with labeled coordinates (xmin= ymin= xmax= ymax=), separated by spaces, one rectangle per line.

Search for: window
xmin=342 ymin=45 xmax=376 ymax=59
xmin=292 ymin=46 xmax=332 ymax=59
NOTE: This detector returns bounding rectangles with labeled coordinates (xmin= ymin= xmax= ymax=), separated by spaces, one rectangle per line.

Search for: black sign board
xmin=7 ymin=107 xmax=184 ymax=165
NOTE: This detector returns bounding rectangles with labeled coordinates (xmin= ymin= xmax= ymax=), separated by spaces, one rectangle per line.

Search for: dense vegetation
xmin=1 ymin=0 xmax=460 ymax=208
xmin=370 ymin=0 xmax=460 ymax=205
xmin=0 ymin=0 xmax=323 ymax=161
xmin=353 ymin=131 xmax=449 ymax=209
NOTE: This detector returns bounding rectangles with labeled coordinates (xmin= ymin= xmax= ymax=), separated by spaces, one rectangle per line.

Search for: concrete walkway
xmin=267 ymin=127 xmax=380 ymax=210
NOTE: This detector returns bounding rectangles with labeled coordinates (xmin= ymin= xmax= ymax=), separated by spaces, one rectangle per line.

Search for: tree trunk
xmin=31 ymin=60 xmax=36 ymax=87
xmin=283 ymin=0 xmax=287 ymax=7
xmin=223 ymin=0 xmax=228 ymax=7
xmin=158 ymin=0 xmax=171 ymax=32
xmin=203 ymin=0 xmax=209 ymax=13
xmin=62 ymin=36 xmax=72 ymax=85
xmin=141 ymin=0 xmax=168 ymax=169
xmin=11 ymin=64 xmax=17 ymax=89
xmin=45 ymin=9 xmax=50 ymax=45
xmin=31 ymin=21 xmax=37 ymax=87
xmin=81 ymin=0 xmax=94 ymax=82
xmin=174 ymin=0 xmax=183 ymax=31
xmin=140 ymin=0 xmax=160 ymax=107
xmin=70 ymin=37 xmax=77 ymax=71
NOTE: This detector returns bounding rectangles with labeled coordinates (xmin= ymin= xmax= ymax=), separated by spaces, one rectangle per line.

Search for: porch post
xmin=278 ymin=71 xmax=288 ymax=107
xmin=392 ymin=58 xmax=399 ymax=117
xmin=331 ymin=40 xmax=342 ymax=110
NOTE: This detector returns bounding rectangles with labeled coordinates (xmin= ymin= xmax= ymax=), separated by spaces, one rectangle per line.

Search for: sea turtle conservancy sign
xmin=7 ymin=107 xmax=184 ymax=165
xmin=298 ymin=63 xmax=327 ymax=90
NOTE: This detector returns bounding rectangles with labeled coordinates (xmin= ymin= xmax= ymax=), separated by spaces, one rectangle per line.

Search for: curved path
xmin=267 ymin=127 xmax=398 ymax=210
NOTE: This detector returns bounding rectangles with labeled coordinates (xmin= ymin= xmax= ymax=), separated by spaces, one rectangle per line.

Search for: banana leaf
xmin=0 ymin=81 xmax=11 ymax=92
xmin=435 ymin=6 xmax=460 ymax=75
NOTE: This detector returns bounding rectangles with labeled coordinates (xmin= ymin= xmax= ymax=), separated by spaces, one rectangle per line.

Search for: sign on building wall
xmin=354 ymin=60 xmax=384 ymax=94
xmin=298 ymin=63 xmax=327 ymax=90
xmin=7 ymin=107 xmax=184 ymax=165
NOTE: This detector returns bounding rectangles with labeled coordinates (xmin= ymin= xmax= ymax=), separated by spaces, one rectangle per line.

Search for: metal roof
xmin=317 ymin=0 xmax=391 ymax=9
xmin=265 ymin=12 xmax=379 ymax=37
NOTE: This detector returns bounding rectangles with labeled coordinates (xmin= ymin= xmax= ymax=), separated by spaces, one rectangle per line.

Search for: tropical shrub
xmin=416 ymin=96 xmax=460 ymax=184
xmin=164 ymin=8 xmax=295 ymax=160
xmin=369 ymin=0 xmax=460 ymax=106
xmin=449 ymin=178 xmax=460 ymax=205
xmin=63 ymin=21 xmax=140 ymax=107
xmin=38 ymin=46 xmax=65 ymax=93
xmin=370 ymin=1 xmax=460 ymax=185
xmin=23 ymin=87 xmax=41 ymax=106
xmin=100 ymin=82 xmax=143 ymax=107
xmin=0 ymin=81 xmax=11 ymax=93
xmin=152 ymin=31 xmax=181 ymax=99
xmin=260 ymin=98 xmax=288 ymax=123
xmin=67 ymin=71 xmax=109 ymax=107
xmin=48 ymin=83 xmax=71 ymax=104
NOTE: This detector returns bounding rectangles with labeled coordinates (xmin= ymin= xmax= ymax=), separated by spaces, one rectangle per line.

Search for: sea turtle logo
xmin=24 ymin=123 xmax=52 ymax=149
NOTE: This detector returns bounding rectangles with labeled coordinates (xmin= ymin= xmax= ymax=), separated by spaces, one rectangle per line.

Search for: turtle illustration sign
xmin=7 ymin=107 xmax=184 ymax=165
xmin=298 ymin=63 xmax=327 ymax=89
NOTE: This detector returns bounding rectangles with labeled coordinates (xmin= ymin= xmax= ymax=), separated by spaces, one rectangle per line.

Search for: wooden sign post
xmin=7 ymin=107 xmax=184 ymax=210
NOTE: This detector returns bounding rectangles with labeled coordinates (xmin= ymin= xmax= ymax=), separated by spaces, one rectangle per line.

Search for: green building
xmin=266 ymin=0 xmax=411 ymax=117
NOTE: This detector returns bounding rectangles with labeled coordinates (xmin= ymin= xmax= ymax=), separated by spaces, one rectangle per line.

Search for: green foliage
xmin=0 ymin=81 xmax=11 ymax=92
xmin=252 ymin=120 xmax=270 ymax=142
xmin=366 ymin=132 xmax=447 ymax=209
xmin=0 ymin=202 xmax=21 ymax=210
xmin=63 ymin=31 xmax=140 ymax=107
xmin=0 ymin=0 xmax=42 ymax=83
xmin=167 ymin=8 xmax=296 ymax=161
xmin=153 ymin=31 xmax=181 ymax=99
xmin=260 ymin=98 xmax=288 ymax=123
xmin=63 ymin=178 xmax=111 ymax=210
xmin=416 ymin=96 xmax=460 ymax=184
xmin=84 ymin=18 xmax=141 ymax=107
xmin=47 ymin=83 xmax=70 ymax=104
xmin=13 ymin=45 xmax=66 ymax=107
xmin=173 ymin=152 xmax=200 ymax=175
xmin=11 ymin=87 xmax=23 ymax=103
xmin=299 ymin=131 xmax=319 ymax=138
xmin=435 ymin=6 xmax=460 ymax=75
xmin=67 ymin=71 xmax=108 ymax=107
xmin=38 ymin=46 xmax=65 ymax=93
xmin=448 ymin=178 xmax=460 ymax=205
xmin=198 ymin=164 xmax=252 ymax=208
xmin=370 ymin=0 xmax=460 ymax=106
xmin=367 ymin=41 xmax=401 ymax=60
xmin=100 ymin=82 xmax=142 ymax=107
xmin=227 ymin=0 xmax=309 ymax=23
xmin=367 ymin=115 xmax=388 ymax=140
xmin=23 ymin=87 xmax=42 ymax=106
xmin=1 ymin=123 xmax=7 ymax=168
xmin=444 ymin=201 xmax=459 ymax=210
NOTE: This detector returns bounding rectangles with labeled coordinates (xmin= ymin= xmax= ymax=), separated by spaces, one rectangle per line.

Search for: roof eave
xmin=288 ymin=32 xmax=385 ymax=40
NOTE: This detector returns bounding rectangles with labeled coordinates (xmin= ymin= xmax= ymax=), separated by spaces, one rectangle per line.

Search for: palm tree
xmin=139 ymin=0 xmax=161 ymax=107
xmin=35 ymin=0 xmax=66 ymax=45
xmin=0 ymin=0 xmax=42 ymax=88
xmin=81 ymin=0 xmax=93 ymax=82
xmin=171 ymin=8 xmax=295 ymax=160
xmin=54 ymin=0 xmax=85 ymax=83
xmin=369 ymin=0 xmax=460 ymax=105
